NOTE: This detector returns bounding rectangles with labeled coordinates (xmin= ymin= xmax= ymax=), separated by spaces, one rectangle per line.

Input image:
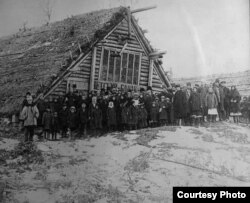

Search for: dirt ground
xmin=1 ymin=122 xmax=250 ymax=203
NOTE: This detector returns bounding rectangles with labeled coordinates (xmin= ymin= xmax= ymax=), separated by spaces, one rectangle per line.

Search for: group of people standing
xmin=19 ymin=78 xmax=249 ymax=142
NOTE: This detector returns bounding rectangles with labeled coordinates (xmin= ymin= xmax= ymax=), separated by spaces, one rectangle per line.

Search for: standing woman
xmin=230 ymin=85 xmax=241 ymax=123
xmin=20 ymin=95 xmax=39 ymax=142
xmin=205 ymin=87 xmax=218 ymax=123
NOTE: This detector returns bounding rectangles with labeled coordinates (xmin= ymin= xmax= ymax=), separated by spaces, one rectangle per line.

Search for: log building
xmin=0 ymin=7 xmax=171 ymax=116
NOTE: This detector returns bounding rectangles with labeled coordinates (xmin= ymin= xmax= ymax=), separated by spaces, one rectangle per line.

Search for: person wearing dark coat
xmin=79 ymin=102 xmax=88 ymax=138
xmin=53 ymin=98 xmax=61 ymax=113
xmin=144 ymin=87 xmax=153 ymax=125
xmin=36 ymin=94 xmax=47 ymax=126
xmin=189 ymin=87 xmax=202 ymax=126
xmin=67 ymin=106 xmax=79 ymax=140
xmin=42 ymin=107 xmax=53 ymax=140
xmin=218 ymin=82 xmax=226 ymax=121
xmin=184 ymin=82 xmax=192 ymax=125
xmin=117 ymin=94 xmax=125 ymax=130
xmin=223 ymin=85 xmax=231 ymax=120
xmin=51 ymin=112 xmax=60 ymax=140
xmin=150 ymin=100 xmax=159 ymax=127
xmin=128 ymin=100 xmax=138 ymax=130
xmin=240 ymin=97 xmax=249 ymax=123
xmin=47 ymin=96 xmax=55 ymax=113
xmin=173 ymin=85 xmax=188 ymax=126
xmin=121 ymin=99 xmax=129 ymax=131
xmin=138 ymin=103 xmax=148 ymax=129
xmin=99 ymin=94 xmax=109 ymax=133
xmin=159 ymin=95 xmax=169 ymax=126
xmin=199 ymin=84 xmax=208 ymax=122
xmin=59 ymin=104 xmax=68 ymax=138
xmin=107 ymin=101 xmax=117 ymax=131
xmin=89 ymin=96 xmax=102 ymax=136
xmin=165 ymin=97 xmax=172 ymax=125
xmin=230 ymin=86 xmax=241 ymax=123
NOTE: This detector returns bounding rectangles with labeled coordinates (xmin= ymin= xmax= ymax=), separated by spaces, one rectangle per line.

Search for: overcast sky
xmin=0 ymin=0 xmax=249 ymax=77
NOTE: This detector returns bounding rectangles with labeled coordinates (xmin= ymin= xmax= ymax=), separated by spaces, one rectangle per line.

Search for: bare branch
xmin=40 ymin=0 xmax=56 ymax=25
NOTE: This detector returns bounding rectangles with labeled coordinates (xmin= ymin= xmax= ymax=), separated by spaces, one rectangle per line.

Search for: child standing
xmin=42 ymin=107 xmax=53 ymax=140
xmin=159 ymin=95 xmax=168 ymax=126
xmin=51 ymin=112 xmax=60 ymax=140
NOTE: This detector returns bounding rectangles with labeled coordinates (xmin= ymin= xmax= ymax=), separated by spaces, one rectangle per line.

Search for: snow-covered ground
xmin=1 ymin=122 xmax=250 ymax=203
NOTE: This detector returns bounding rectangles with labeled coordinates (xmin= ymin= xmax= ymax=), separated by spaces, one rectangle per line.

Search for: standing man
xmin=173 ymin=84 xmax=187 ymax=126
xmin=144 ymin=86 xmax=153 ymax=126
xmin=219 ymin=81 xmax=226 ymax=120
xmin=184 ymin=82 xmax=192 ymax=125
xmin=223 ymin=82 xmax=231 ymax=120
xmin=213 ymin=79 xmax=221 ymax=121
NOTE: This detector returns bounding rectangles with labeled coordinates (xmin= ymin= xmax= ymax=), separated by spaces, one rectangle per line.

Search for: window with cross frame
xmin=100 ymin=48 xmax=141 ymax=85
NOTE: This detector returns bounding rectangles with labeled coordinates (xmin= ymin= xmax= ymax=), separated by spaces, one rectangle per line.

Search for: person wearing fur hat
xmin=107 ymin=100 xmax=117 ymax=131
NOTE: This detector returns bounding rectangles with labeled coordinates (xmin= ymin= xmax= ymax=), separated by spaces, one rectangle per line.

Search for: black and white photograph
xmin=0 ymin=0 xmax=249 ymax=202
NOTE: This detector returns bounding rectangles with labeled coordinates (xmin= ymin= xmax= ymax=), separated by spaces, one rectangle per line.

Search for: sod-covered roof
xmin=0 ymin=7 xmax=126 ymax=116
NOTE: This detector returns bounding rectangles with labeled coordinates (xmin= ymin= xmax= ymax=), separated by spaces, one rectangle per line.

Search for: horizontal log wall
xmin=152 ymin=66 xmax=165 ymax=93
xmin=94 ymin=19 xmax=150 ymax=88
xmin=48 ymin=53 xmax=92 ymax=99
xmin=48 ymin=18 xmax=167 ymax=99
xmin=49 ymin=79 xmax=67 ymax=99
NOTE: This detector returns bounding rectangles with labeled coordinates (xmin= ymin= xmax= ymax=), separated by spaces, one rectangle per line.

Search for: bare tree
xmin=41 ymin=0 xmax=56 ymax=25
xmin=19 ymin=21 xmax=28 ymax=32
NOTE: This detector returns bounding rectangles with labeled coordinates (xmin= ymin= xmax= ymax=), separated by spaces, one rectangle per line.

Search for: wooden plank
xmin=131 ymin=6 xmax=157 ymax=14
xmin=90 ymin=47 xmax=97 ymax=91
xmin=127 ymin=7 xmax=132 ymax=38
xmin=148 ymin=59 xmax=153 ymax=87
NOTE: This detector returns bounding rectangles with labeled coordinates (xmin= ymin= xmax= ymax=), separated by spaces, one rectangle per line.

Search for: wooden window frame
xmin=99 ymin=47 xmax=141 ymax=86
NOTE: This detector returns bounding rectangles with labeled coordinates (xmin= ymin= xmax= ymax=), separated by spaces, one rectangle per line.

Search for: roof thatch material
xmin=0 ymin=7 xmax=126 ymax=116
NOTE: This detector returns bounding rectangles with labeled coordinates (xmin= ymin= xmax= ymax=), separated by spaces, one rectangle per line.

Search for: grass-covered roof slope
xmin=0 ymin=7 xmax=126 ymax=116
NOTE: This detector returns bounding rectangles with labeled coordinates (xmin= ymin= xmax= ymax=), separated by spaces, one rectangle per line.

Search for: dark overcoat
xmin=173 ymin=90 xmax=188 ymax=119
